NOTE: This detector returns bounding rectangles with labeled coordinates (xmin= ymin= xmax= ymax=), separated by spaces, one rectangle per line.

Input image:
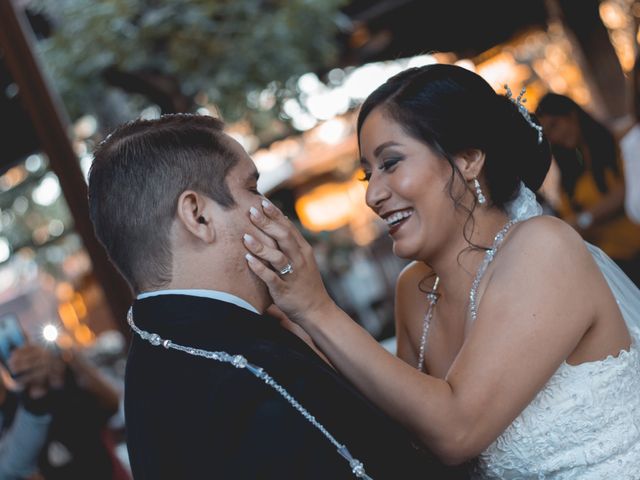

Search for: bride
xmin=242 ymin=64 xmax=640 ymax=478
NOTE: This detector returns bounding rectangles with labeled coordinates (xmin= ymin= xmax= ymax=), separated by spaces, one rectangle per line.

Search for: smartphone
xmin=0 ymin=313 xmax=26 ymax=376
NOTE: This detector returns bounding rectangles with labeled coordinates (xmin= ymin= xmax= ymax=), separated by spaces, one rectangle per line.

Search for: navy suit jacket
xmin=125 ymin=295 xmax=465 ymax=479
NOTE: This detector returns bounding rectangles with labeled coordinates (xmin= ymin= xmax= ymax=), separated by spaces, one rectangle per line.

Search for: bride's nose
xmin=365 ymin=175 xmax=391 ymax=213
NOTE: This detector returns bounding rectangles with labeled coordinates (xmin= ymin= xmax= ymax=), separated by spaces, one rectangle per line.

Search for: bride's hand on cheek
xmin=243 ymin=200 xmax=334 ymax=326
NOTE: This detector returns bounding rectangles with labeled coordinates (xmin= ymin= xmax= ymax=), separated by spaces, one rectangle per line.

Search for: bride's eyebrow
xmin=374 ymin=141 xmax=401 ymax=157
xmin=361 ymin=141 xmax=403 ymax=167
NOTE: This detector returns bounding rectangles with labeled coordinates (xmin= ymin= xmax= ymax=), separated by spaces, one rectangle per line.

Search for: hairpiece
xmin=504 ymin=85 xmax=544 ymax=144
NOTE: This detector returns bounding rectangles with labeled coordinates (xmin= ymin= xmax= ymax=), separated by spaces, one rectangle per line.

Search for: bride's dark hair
xmin=357 ymin=64 xmax=552 ymax=211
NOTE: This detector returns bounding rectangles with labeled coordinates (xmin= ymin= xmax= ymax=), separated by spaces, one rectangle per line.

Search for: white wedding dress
xmin=469 ymin=185 xmax=640 ymax=479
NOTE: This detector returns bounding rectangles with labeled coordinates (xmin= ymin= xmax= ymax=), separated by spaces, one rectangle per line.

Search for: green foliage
xmin=33 ymin=0 xmax=346 ymax=126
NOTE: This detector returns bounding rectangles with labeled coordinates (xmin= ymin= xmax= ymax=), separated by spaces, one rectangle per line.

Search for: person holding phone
xmin=0 ymin=342 xmax=54 ymax=480
xmin=0 ymin=314 xmax=27 ymax=375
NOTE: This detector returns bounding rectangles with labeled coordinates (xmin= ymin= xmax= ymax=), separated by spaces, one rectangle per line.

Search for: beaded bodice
xmin=466 ymin=229 xmax=640 ymax=479
xmin=473 ymin=339 xmax=640 ymax=479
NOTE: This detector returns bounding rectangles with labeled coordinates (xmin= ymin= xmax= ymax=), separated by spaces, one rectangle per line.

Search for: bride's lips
xmin=381 ymin=208 xmax=414 ymax=236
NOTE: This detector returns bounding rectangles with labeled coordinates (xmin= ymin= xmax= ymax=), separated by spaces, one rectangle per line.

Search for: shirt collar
xmin=137 ymin=289 xmax=260 ymax=314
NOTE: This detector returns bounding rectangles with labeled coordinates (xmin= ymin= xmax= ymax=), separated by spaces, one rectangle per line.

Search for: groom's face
xmin=211 ymin=137 xmax=273 ymax=271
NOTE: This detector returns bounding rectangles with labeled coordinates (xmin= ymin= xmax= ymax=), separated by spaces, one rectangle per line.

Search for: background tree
xmin=33 ymin=0 xmax=348 ymax=138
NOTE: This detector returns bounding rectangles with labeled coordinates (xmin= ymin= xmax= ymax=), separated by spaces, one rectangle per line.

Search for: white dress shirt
xmin=137 ymin=289 xmax=260 ymax=314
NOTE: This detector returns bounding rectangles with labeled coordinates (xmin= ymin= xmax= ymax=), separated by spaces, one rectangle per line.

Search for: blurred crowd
xmin=0 ymin=336 xmax=129 ymax=480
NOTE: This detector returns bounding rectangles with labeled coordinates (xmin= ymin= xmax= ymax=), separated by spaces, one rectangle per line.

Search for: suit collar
xmin=131 ymin=295 xmax=280 ymax=351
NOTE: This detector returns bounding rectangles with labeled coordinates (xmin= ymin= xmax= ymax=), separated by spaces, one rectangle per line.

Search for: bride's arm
xmin=245 ymin=206 xmax=599 ymax=464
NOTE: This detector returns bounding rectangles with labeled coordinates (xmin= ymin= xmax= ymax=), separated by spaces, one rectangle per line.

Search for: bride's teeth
xmin=385 ymin=210 xmax=413 ymax=225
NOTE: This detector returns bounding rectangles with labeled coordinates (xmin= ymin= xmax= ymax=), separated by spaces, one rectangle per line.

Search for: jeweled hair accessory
xmin=504 ymin=84 xmax=544 ymax=145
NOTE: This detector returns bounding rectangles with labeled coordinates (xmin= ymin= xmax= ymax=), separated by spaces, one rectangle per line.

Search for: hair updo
xmin=356 ymin=64 xmax=552 ymax=209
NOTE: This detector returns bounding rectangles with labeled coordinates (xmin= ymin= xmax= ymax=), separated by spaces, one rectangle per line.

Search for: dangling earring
xmin=473 ymin=178 xmax=486 ymax=205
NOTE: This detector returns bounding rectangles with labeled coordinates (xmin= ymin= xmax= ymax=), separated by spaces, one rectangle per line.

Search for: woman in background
xmin=536 ymin=93 xmax=640 ymax=286
xmin=619 ymin=53 xmax=640 ymax=224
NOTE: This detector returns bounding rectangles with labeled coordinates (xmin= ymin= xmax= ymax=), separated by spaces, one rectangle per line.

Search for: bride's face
xmin=359 ymin=107 xmax=462 ymax=261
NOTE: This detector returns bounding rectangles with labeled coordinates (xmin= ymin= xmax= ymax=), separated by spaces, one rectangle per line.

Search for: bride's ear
xmin=453 ymin=149 xmax=486 ymax=181
xmin=176 ymin=190 xmax=215 ymax=243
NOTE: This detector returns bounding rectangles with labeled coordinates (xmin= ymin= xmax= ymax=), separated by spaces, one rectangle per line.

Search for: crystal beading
xmin=127 ymin=308 xmax=373 ymax=479
xmin=232 ymin=354 xmax=248 ymax=368
xmin=474 ymin=178 xmax=487 ymax=205
xmin=504 ymin=85 xmax=544 ymax=145
xmin=416 ymin=221 xmax=517 ymax=372
xmin=469 ymin=220 xmax=516 ymax=324
xmin=417 ymin=277 xmax=440 ymax=372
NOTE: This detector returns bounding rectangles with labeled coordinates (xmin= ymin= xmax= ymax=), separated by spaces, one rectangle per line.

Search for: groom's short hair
xmin=88 ymin=114 xmax=240 ymax=293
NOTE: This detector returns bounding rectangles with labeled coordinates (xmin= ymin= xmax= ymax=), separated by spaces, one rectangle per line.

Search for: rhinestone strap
xmin=417 ymin=277 xmax=439 ymax=373
xmin=469 ymin=220 xmax=517 ymax=324
xmin=415 ymin=221 xmax=517 ymax=372
xmin=127 ymin=308 xmax=373 ymax=479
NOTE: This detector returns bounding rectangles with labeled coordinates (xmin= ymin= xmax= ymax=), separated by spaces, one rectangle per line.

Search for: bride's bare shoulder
xmin=500 ymin=215 xmax=595 ymax=275
xmin=511 ymin=215 xmax=586 ymax=249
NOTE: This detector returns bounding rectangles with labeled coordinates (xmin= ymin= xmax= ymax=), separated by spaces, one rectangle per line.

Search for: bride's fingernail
xmin=245 ymin=253 xmax=256 ymax=262
xmin=249 ymin=206 xmax=260 ymax=218
xmin=243 ymin=233 xmax=256 ymax=245
xmin=261 ymin=199 xmax=272 ymax=211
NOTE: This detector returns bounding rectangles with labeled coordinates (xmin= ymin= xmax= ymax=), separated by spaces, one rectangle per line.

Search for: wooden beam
xmin=0 ymin=0 xmax=132 ymax=334
xmin=556 ymin=0 xmax=628 ymax=120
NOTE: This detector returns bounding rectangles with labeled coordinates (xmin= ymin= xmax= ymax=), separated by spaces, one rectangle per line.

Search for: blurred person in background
xmin=536 ymin=93 xmax=640 ymax=286
xmin=619 ymin=54 xmax=640 ymax=224
xmin=0 ymin=344 xmax=52 ymax=480
xmin=32 ymin=343 xmax=128 ymax=480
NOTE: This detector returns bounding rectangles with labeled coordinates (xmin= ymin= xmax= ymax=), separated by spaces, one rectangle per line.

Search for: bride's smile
xmin=360 ymin=108 xmax=468 ymax=261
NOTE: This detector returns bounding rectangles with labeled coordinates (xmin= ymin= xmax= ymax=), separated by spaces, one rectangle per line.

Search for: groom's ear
xmin=176 ymin=190 xmax=216 ymax=243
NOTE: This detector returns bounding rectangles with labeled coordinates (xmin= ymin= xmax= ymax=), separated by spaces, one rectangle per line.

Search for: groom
xmin=88 ymin=114 xmax=462 ymax=479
